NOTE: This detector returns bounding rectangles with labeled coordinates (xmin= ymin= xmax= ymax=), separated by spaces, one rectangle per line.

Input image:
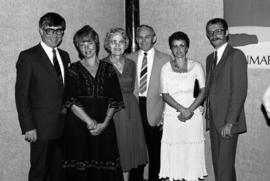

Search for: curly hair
xmin=104 ymin=27 xmax=129 ymax=53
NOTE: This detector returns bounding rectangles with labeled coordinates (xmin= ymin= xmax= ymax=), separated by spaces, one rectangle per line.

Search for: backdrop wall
xmin=1 ymin=0 xmax=269 ymax=181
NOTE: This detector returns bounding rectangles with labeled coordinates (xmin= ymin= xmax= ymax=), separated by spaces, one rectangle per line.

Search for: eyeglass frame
xmin=206 ymin=29 xmax=225 ymax=37
xmin=43 ymin=27 xmax=64 ymax=36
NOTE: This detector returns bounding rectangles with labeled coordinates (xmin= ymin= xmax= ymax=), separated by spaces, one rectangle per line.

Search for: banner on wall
xmin=224 ymin=0 xmax=270 ymax=69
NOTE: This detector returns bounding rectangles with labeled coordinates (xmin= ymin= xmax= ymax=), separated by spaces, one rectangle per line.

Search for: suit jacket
xmin=127 ymin=49 xmax=171 ymax=126
xmin=205 ymin=44 xmax=247 ymax=134
xmin=15 ymin=43 xmax=70 ymax=140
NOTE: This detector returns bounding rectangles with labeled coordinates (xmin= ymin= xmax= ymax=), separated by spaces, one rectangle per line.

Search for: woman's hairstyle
xmin=104 ymin=27 xmax=129 ymax=53
xmin=168 ymin=31 xmax=190 ymax=49
xmin=73 ymin=25 xmax=100 ymax=58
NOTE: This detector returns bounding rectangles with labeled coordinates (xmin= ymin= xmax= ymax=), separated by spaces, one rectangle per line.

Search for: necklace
xmin=171 ymin=58 xmax=188 ymax=73
xmin=110 ymin=56 xmax=124 ymax=73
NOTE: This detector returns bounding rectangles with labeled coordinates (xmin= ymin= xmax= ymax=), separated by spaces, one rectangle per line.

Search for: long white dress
xmin=159 ymin=59 xmax=207 ymax=181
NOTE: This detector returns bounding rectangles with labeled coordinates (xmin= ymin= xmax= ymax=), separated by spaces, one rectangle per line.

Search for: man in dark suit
xmin=205 ymin=18 xmax=247 ymax=181
xmin=127 ymin=25 xmax=171 ymax=181
xmin=15 ymin=12 xmax=70 ymax=181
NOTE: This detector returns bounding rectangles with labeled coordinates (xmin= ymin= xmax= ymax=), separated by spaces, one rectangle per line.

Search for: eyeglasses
xmin=110 ymin=40 xmax=126 ymax=46
xmin=43 ymin=28 xmax=64 ymax=36
xmin=207 ymin=29 xmax=225 ymax=37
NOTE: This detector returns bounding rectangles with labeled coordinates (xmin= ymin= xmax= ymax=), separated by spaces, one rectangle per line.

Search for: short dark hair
xmin=168 ymin=31 xmax=190 ymax=49
xmin=39 ymin=12 xmax=66 ymax=30
xmin=206 ymin=18 xmax=228 ymax=31
xmin=136 ymin=24 xmax=156 ymax=37
xmin=73 ymin=25 xmax=100 ymax=58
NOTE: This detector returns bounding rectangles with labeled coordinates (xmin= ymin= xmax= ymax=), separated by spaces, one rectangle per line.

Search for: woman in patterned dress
xmin=62 ymin=25 xmax=124 ymax=181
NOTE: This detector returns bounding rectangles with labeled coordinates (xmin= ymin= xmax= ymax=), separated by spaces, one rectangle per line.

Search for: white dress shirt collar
xmin=216 ymin=42 xmax=228 ymax=64
xmin=40 ymin=41 xmax=58 ymax=64
xmin=40 ymin=41 xmax=65 ymax=84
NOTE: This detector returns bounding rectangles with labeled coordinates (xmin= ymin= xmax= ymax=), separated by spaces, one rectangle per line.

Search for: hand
xmin=267 ymin=112 xmax=270 ymax=119
xmin=221 ymin=123 xmax=233 ymax=138
xmin=198 ymin=105 xmax=205 ymax=114
xmin=90 ymin=123 xmax=107 ymax=136
xmin=86 ymin=119 xmax=97 ymax=130
xmin=177 ymin=108 xmax=193 ymax=122
xmin=25 ymin=129 xmax=37 ymax=143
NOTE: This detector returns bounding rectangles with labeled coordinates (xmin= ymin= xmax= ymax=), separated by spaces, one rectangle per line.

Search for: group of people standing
xmin=15 ymin=12 xmax=247 ymax=181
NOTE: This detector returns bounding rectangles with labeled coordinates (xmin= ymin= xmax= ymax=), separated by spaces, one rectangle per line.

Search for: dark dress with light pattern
xmin=63 ymin=60 xmax=124 ymax=181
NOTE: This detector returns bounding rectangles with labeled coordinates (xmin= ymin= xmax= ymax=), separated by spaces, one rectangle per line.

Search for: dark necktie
xmin=139 ymin=52 xmax=148 ymax=94
xmin=212 ymin=51 xmax=217 ymax=70
xmin=52 ymin=49 xmax=63 ymax=85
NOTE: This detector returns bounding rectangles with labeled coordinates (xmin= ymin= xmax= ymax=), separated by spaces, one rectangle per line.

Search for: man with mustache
xmin=205 ymin=18 xmax=248 ymax=181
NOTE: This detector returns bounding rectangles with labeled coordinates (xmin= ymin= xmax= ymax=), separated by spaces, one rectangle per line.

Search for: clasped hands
xmin=86 ymin=120 xmax=107 ymax=136
xmin=177 ymin=107 xmax=194 ymax=122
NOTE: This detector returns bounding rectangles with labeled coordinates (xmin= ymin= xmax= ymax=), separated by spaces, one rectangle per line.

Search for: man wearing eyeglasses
xmin=204 ymin=18 xmax=247 ymax=181
xmin=15 ymin=12 xmax=70 ymax=181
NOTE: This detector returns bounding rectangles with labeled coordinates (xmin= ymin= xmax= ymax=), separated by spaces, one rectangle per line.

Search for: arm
xmin=189 ymin=88 xmax=206 ymax=112
xmin=222 ymin=50 xmax=247 ymax=137
xmin=15 ymin=52 xmax=37 ymax=142
xmin=91 ymin=63 xmax=124 ymax=135
xmin=71 ymin=105 xmax=97 ymax=130
xmin=160 ymin=63 xmax=192 ymax=122
xmin=90 ymin=107 xmax=115 ymax=136
xmin=226 ymin=50 xmax=247 ymax=123
xmin=189 ymin=62 xmax=207 ymax=112
xmin=162 ymin=93 xmax=193 ymax=122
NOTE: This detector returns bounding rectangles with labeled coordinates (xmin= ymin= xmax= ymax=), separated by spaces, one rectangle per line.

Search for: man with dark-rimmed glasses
xmin=204 ymin=18 xmax=248 ymax=181
xmin=15 ymin=12 xmax=70 ymax=181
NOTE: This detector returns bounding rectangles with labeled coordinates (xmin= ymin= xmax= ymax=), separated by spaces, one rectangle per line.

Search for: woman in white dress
xmin=159 ymin=31 xmax=207 ymax=181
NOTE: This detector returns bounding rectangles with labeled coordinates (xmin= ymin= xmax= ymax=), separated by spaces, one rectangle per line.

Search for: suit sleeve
xmin=160 ymin=64 xmax=168 ymax=94
xmin=15 ymin=52 xmax=35 ymax=134
xmin=226 ymin=50 xmax=248 ymax=124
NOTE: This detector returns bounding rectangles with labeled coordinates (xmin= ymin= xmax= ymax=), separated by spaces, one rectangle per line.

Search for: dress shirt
xmin=216 ymin=42 xmax=228 ymax=65
xmin=137 ymin=47 xmax=155 ymax=97
xmin=40 ymin=41 xmax=65 ymax=84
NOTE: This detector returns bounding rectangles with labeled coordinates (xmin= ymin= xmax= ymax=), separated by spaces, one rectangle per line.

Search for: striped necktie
xmin=139 ymin=52 xmax=148 ymax=94
xmin=52 ymin=49 xmax=63 ymax=86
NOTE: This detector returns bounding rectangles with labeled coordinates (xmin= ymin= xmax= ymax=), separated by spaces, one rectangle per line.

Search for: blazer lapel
xmin=58 ymin=49 xmax=69 ymax=86
xmin=213 ymin=44 xmax=231 ymax=78
xmin=37 ymin=44 xmax=63 ymax=86
xmin=147 ymin=49 xmax=159 ymax=97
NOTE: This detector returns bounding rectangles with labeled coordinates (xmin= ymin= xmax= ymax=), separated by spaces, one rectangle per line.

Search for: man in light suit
xmin=127 ymin=25 xmax=171 ymax=181
xmin=205 ymin=18 xmax=247 ymax=181
xmin=15 ymin=12 xmax=70 ymax=181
